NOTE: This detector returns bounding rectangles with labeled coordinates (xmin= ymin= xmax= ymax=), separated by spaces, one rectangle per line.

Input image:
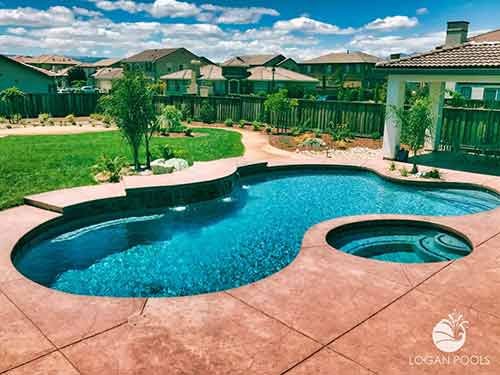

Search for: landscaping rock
xmin=151 ymin=159 xmax=174 ymax=175
xmin=164 ymin=158 xmax=189 ymax=172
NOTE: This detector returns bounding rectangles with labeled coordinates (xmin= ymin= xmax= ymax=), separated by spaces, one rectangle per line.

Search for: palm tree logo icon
xmin=432 ymin=312 xmax=469 ymax=353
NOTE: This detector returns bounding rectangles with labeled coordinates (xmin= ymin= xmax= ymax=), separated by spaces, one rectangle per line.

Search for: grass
xmin=0 ymin=128 xmax=244 ymax=210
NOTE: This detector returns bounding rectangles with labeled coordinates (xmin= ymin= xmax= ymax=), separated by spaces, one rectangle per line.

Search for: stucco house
xmin=161 ymin=63 xmax=318 ymax=96
xmin=121 ymin=48 xmax=202 ymax=81
xmin=221 ymin=54 xmax=287 ymax=68
xmin=0 ymin=55 xmax=59 ymax=93
xmin=300 ymin=51 xmax=385 ymax=89
xmin=92 ymin=68 xmax=124 ymax=93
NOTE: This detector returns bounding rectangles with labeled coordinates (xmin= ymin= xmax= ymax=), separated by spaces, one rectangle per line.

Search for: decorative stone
xmin=164 ymin=158 xmax=189 ymax=172
xmin=151 ymin=159 xmax=174 ymax=175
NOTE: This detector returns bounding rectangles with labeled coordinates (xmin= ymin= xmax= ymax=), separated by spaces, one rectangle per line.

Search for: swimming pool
xmin=14 ymin=168 xmax=500 ymax=297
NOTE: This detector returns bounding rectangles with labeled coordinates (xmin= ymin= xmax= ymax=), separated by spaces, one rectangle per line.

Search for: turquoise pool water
xmin=14 ymin=169 xmax=500 ymax=297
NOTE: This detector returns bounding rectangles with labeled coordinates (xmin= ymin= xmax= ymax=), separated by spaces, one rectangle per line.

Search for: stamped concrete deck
xmin=1 ymin=129 xmax=500 ymax=374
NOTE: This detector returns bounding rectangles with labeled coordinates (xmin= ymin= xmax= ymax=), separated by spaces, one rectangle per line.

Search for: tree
xmin=264 ymin=89 xmax=298 ymax=133
xmin=0 ymin=87 xmax=24 ymax=123
xmin=67 ymin=67 xmax=87 ymax=87
xmin=98 ymin=71 xmax=156 ymax=171
xmin=392 ymin=97 xmax=433 ymax=173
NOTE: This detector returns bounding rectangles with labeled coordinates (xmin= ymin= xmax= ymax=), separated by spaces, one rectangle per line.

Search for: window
xmin=179 ymin=64 xmax=184 ymax=71
xmin=305 ymin=65 xmax=312 ymax=73
xmin=484 ymin=88 xmax=497 ymax=102
xmin=326 ymin=65 xmax=333 ymax=74
xmin=460 ymin=86 xmax=472 ymax=99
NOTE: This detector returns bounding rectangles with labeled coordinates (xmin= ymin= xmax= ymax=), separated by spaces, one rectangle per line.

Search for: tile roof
xmin=248 ymin=67 xmax=318 ymax=82
xmin=161 ymin=65 xmax=225 ymax=81
xmin=377 ymin=42 xmax=500 ymax=69
xmin=222 ymin=54 xmax=283 ymax=67
xmin=93 ymin=68 xmax=124 ymax=80
xmin=93 ymin=58 xmax=121 ymax=67
xmin=302 ymin=51 xmax=383 ymax=64
xmin=469 ymin=29 xmax=500 ymax=43
xmin=14 ymin=55 xmax=80 ymax=65
xmin=122 ymin=48 xmax=179 ymax=63
xmin=1 ymin=55 xmax=61 ymax=78
xmin=161 ymin=65 xmax=318 ymax=83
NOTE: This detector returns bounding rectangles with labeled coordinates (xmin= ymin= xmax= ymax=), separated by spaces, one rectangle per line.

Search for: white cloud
xmin=72 ymin=6 xmax=103 ymax=17
xmin=416 ymin=8 xmax=429 ymax=15
xmin=6 ymin=27 xmax=28 ymax=35
xmin=364 ymin=16 xmax=418 ymax=31
xmin=149 ymin=0 xmax=200 ymax=18
xmin=349 ymin=32 xmax=445 ymax=57
xmin=89 ymin=0 xmax=147 ymax=14
xmin=199 ymin=4 xmax=279 ymax=24
xmin=0 ymin=6 xmax=75 ymax=27
xmin=274 ymin=16 xmax=356 ymax=35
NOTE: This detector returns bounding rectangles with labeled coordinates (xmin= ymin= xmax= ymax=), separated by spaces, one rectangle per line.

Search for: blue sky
xmin=0 ymin=0 xmax=499 ymax=61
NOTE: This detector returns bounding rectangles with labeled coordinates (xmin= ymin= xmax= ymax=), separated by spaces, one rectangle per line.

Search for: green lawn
xmin=0 ymin=128 xmax=244 ymax=210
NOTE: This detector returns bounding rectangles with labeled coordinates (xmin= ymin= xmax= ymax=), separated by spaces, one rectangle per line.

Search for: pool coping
xmin=2 ymin=157 xmax=500 ymax=374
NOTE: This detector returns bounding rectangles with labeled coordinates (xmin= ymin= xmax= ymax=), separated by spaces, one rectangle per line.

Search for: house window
xmin=179 ymin=64 xmax=184 ymax=71
xmin=484 ymin=88 xmax=497 ymax=102
xmin=305 ymin=65 xmax=312 ymax=73
xmin=460 ymin=86 xmax=472 ymax=100
xmin=326 ymin=65 xmax=333 ymax=74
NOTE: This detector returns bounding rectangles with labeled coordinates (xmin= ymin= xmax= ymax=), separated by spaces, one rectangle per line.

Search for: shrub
xmin=0 ymin=87 xmax=24 ymax=123
xmin=224 ymin=118 xmax=234 ymax=127
xmin=290 ymin=127 xmax=302 ymax=136
xmin=265 ymin=125 xmax=272 ymax=134
xmin=171 ymin=148 xmax=194 ymax=166
xmin=102 ymin=115 xmax=113 ymax=125
xmin=252 ymin=121 xmax=261 ymax=131
xmin=90 ymin=113 xmax=104 ymax=121
xmin=11 ymin=114 xmax=22 ymax=124
xmin=38 ymin=113 xmax=50 ymax=123
xmin=152 ymin=144 xmax=175 ymax=160
xmin=0 ymin=116 xmax=5 ymax=123
xmin=239 ymin=119 xmax=246 ymax=128
xmin=65 ymin=114 xmax=76 ymax=125
xmin=158 ymin=105 xmax=185 ymax=133
xmin=423 ymin=168 xmax=441 ymax=179
xmin=371 ymin=131 xmax=381 ymax=139
xmin=199 ymin=102 xmax=216 ymax=123
xmin=186 ymin=117 xmax=192 ymax=124
xmin=313 ymin=128 xmax=322 ymax=138
xmin=92 ymin=155 xmax=127 ymax=183
xmin=180 ymin=103 xmax=192 ymax=120
xmin=399 ymin=167 xmax=409 ymax=177
xmin=184 ymin=128 xmax=193 ymax=137
xmin=329 ymin=123 xmax=351 ymax=141
xmin=389 ymin=162 xmax=396 ymax=171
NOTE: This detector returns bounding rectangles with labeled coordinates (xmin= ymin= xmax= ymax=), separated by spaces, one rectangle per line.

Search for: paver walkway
xmin=1 ymin=128 xmax=499 ymax=374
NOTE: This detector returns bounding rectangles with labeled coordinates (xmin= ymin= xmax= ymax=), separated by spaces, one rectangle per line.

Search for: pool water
xmin=327 ymin=223 xmax=472 ymax=263
xmin=14 ymin=169 xmax=500 ymax=297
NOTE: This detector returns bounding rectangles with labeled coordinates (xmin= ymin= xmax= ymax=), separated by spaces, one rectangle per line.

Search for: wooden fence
xmin=441 ymin=107 xmax=500 ymax=148
xmin=3 ymin=93 xmax=500 ymax=148
xmin=0 ymin=93 xmax=101 ymax=118
xmin=154 ymin=95 xmax=386 ymax=136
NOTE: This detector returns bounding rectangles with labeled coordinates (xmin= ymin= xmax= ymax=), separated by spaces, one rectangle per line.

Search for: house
xmin=221 ymin=54 xmax=286 ymax=68
xmin=121 ymin=48 xmax=201 ymax=81
xmin=76 ymin=58 xmax=123 ymax=84
xmin=442 ymin=23 xmax=500 ymax=102
xmin=93 ymin=68 xmax=124 ymax=93
xmin=13 ymin=55 xmax=81 ymax=73
xmin=0 ymin=55 xmax=59 ymax=93
xmin=300 ymin=51 xmax=385 ymax=89
xmin=161 ymin=62 xmax=319 ymax=96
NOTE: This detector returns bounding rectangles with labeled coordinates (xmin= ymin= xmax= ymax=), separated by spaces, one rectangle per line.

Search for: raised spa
xmin=327 ymin=221 xmax=472 ymax=263
xmin=14 ymin=169 xmax=500 ymax=297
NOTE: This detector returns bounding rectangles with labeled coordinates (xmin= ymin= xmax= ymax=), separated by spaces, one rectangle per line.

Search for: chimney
xmin=445 ymin=21 xmax=469 ymax=47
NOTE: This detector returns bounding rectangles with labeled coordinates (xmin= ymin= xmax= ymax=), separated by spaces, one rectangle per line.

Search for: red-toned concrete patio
xmin=1 ymin=129 xmax=500 ymax=374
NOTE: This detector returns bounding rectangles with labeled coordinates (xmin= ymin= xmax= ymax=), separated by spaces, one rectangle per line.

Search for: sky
xmin=0 ymin=0 xmax=499 ymax=61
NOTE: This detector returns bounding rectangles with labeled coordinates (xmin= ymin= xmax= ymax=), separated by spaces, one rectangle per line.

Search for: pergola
xmin=376 ymin=41 xmax=500 ymax=159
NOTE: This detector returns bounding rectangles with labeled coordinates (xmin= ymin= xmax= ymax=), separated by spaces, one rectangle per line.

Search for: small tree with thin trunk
xmin=99 ymin=71 xmax=156 ymax=171
xmin=264 ymin=89 xmax=297 ymax=133
xmin=0 ymin=87 xmax=24 ymax=123
xmin=392 ymin=97 xmax=434 ymax=173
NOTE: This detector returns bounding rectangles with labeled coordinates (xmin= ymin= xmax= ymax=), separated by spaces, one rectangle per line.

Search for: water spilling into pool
xmin=14 ymin=169 xmax=500 ymax=297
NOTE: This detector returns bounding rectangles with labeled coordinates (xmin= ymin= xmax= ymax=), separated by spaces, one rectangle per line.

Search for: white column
xmin=425 ymin=81 xmax=445 ymax=151
xmin=382 ymin=76 xmax=406 ymax=159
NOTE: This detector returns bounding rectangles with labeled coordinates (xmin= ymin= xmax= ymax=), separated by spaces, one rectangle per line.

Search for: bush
xmin=92 ymin=155 xmax=127 ymax=183
xmin=252 ymin=121 xmax=261 ymax=131
xmin=290 ymin=127 xmax=302 ymax=136
xmin=265 ymin=125 xmax=272 ymax=134
xmin=184 ymin=128 xmax=193 ymax=137
xmin=38 ymin=113 xmax=50 ymax=123
xmin=399 ymin=167 xmax=409 ymax=177
xmin=313 ymin=128 xmax=322 ymax=138
xmin=65 ymin=114 xmax=76 ymax=125
xmin=158 ymin=105 xmax=186 ymax=133
xmin=423 ymin=168 xmax=441 ymax=179
xmin=239 ymin=119 xmax=246 ymax=128
xmin=90 ymin=113 xmax=104 ymax=121
xmin=180 ymin=103 xmax=192 ymax=120
xmin=329 ymin=123 xmax=351 ymax=141
xmin=171 ymin=148 xmax=194 ymax=166
xmin=389 ymin=162 xmax=396 ymax=171
xmin=0 ymin=116 xmax=5 ymax=123
xmin=186 ymin=117 xmax=192 ymax=124
xmin=199 ymin=102 xmax=216 ymax=123
xmin=224 ymin=118 xmax=234 ymax=127
xmin=371 ymin=131 xmax=381 ymax=139
xmin=11 ymin=114 xmax=22 ymax=124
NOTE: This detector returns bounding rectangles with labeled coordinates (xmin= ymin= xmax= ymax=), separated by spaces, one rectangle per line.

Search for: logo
xmin=432 ymin=312 xmax=468 ymax=353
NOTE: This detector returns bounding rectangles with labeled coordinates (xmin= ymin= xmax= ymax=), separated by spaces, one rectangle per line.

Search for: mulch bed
xmin=269 ymin=132 xmax=382 ymax=152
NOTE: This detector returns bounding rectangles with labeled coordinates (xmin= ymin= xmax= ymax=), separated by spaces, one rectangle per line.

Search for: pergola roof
xmin=377 ymin=42 xmax=500 ymax=70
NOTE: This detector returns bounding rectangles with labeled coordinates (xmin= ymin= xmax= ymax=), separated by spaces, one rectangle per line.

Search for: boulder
xmin=164 ymin=158 xmax=189 ymax=172
xmin=151 ymin=159 xmax=174 ymax=175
